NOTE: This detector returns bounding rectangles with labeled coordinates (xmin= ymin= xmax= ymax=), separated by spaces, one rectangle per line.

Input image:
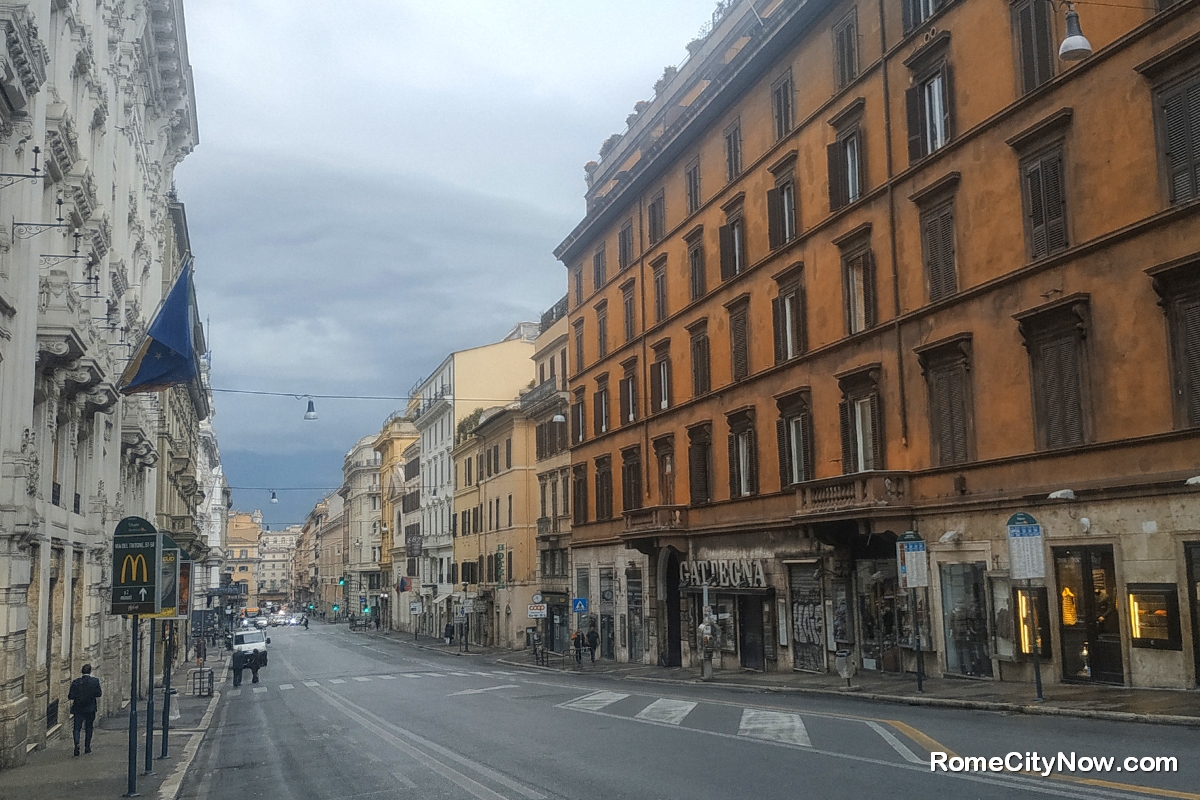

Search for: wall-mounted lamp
xmin=1048 ymin=489 xmax=1076 ymax=501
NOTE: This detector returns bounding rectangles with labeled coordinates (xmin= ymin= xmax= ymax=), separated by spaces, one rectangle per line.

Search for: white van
xmin=232 ymin=629 xmax=270 ymax=663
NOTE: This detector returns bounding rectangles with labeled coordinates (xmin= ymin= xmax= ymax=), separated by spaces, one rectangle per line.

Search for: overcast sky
xmin=175 ymin=0 xmax=716 ymax=528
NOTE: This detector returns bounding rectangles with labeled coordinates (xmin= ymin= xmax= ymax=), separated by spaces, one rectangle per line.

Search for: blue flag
xmin=118 ymin=262 xmax=198 ymax=395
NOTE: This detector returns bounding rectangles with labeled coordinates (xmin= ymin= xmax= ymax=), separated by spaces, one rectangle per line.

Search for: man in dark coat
xmin=231 ymin=649 xmax=247 ymax=687
xmin=67 ymin=664 xmax=102 ymax=756
xmin=249 ymin=649 xmax=264 ymax=684
xmin=586 ymin=626 xmax=600 ymax=664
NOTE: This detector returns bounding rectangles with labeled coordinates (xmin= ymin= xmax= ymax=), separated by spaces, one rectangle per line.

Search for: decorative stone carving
xmin=21 ymin=428 xmax=39 ymax=496
xmin=44 ymin=103 xmax=80 ymax=181
xmin=0 ymin=6 xmax=49 ymax=114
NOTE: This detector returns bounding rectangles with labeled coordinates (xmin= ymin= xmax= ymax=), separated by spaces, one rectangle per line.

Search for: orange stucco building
xmin=556 ymin=0 xmax=1200 ymax=688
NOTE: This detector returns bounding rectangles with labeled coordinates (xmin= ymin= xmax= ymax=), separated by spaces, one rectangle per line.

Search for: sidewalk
xmin=498 ymin=651 xmax=1200 ymax=727
xmin=365 ymin=628 xmax=509 ymax=659
xmin=0 ymin=654 xmax=222 ymax=800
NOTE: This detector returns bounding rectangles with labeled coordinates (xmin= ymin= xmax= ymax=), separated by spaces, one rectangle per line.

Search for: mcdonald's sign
xmin=110 ymin=517 xmax=161 ymax=616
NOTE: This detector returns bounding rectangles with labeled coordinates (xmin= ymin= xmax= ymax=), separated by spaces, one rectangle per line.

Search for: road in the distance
xmin=178 ymin=623 xmax=1200 ymax=800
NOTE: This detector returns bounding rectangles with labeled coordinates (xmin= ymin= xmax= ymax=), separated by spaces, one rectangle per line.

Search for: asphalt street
xmin=179 ymin=624 xmax=1200 ymax=800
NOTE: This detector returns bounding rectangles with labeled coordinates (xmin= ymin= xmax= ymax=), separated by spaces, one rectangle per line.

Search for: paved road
xmin=180 ymin=624 xmax=1200 ymax=800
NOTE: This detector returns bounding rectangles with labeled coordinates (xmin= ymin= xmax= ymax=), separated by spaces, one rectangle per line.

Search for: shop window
xmin=898 ymin=589 xmax=932 ymax=652
xmin=715 ymin=595 xmax=738 ymax=652
xmin=939 ymin=562 xmax=993 ymax=677
xmin=1128 ymin=584 xmax=1183 ymax=650
xmin=1015 ymin=586 xmax=1051 ymax=659
xmin=990 ymin=575 xmax=1016 ymax=660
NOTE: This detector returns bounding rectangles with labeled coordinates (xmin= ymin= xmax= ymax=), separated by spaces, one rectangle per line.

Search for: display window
xmin=939 ymin=562 xmax=993 ymax=677
xmin=1127 ymin=583 xmax=1182 ymax=651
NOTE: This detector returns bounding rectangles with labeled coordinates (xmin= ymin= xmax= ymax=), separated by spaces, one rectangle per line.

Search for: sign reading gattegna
xmin=111 ymin=516 xmax=162 ymax=616
xmin=679 ymin=559 xmax=767 ymax=589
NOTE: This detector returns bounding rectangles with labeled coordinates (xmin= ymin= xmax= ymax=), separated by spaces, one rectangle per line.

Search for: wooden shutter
xmin=827 ymin=141 xmax=847 ymax=211
xmin=719 ymin=224 xmax=734 ymax=280
xmin=925 ymin=206 xmax=957 ymax=301
xmin=1027 ymin=159 xmax=1047 ymax=257
xmin=688 ymin=441 xmax=708 ymax=505
xmin=767 ymin=187 xmax=782 ymax=249
xmin=947 ymin=368 xmax=969 ymax=464
xmin=839 ymin=400 xmax=855 ymax=474
xmin=728 ymin=432 xmax=739 ymax=498
xmin=776 ymin=417 xmax=792 ymax=489
xmin=619 ymin=378 xmax=630 ymax=426
xmin=1028 ymin=150 xmax=1067 ymax=258
xmin=1162 ymin=82 xmax=1200 ymax=204
xmin=593 ymin=391 xmax=603 ymax=436
xmin=868 ymin=392 xmax=884 ymax=470
xmin=901 ymin=0 xmax=914 ymax=33
xmin=942 ymin=64 xmax=955 ymax=141
xmin=1015 ymin=0 xmax=1053 ymax=94
xmin=795 ymin=283 xmax=808 ymax=353
xmin=746 ymin=427 xmax=758 ymax=495
xmin=650 ymin=363 xmax=662 ymax=412
xmin=731 ymin=311 xmax=749 ymax=381
xmin=506 ymin=438 xmax=512 ymax=469
xmin=1182 ymin=299 xmax=1200 ymax=425
xmin=906 ymin=84 xmax=925 ymax=164
xmin=772 ymin=297 xmax=784 ymax=364
xmin=800 ymin=411 xmax=815 ymax=482
xmin=862 ymin=251 xmax=878 ymax=328
xmin=663 ymin=359 xmax=672 ymax=408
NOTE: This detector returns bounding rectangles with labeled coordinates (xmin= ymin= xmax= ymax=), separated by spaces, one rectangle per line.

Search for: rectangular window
xmin=648 ymin=192 xmax=666 ymax=244
xmin=573 ymin=320 xmax=584 ymax=370
xmin=767 ymin=178 xmax=798 ymax=249
xmin=1022 ymin=145 xmax=1069 ymax=259
xmin=1152 ymin=263 xmax=1200 ymax=427
xmin=725 ymin=120 xmax=743 ymax=181
xmin=1013 ymin=0 xmax=1055 ymax=94
xmin=595 ymin=457 xmax=613 ymax=520
xmin=906 ymin=63 xmax=953 ymax=163
xmin=834 ymin=10 xmax=859 ymax=89
xmin=571 ymin=391 xmax=586 ymax=444
xmin=777 ymin=396 xmax=815 ymax=488
xmin=618 ymin=221 xmax=634 ymax=270
xmin=621 ymin=448 xmax=643 ymax=512
xmin=619 ymin=367 xmax=638 ymax=425
xmin=903 ymin=0 xmax=943 ymax=33
xmin=1128 ymin=583 xmax=1183 ymax=650
xmin=622 ymin=283 xmax=636 ymax=342
xmin=688 ymin=239 xmax=706 ymax=301
xmin=593 ymin=246 xmax=607 ymax=292
xmin=772 ymin=71 xmax=794 ymax=141
xmin=653 ymin=260 xmax=668 ymax=323
xmin=1019 ymin=300 xmax=1091 ymax=449
xmin=918 ymin=337 xmax=974 ymax=466
xmin=507 ymin=495 xmax=513 ymax=527
xmin=842 ymin=247 xmax=876 ymax=334
xmin=719 ymin=215 xmax=746 ymax=280
xmin=685 ymin=158 xmax=702 ymax=214
xmin=828 ymin=127 xmax=864 ymax=211
xmin=687 ymin=424 xmax=713 ymax=506
xmin=729 ymin=304 xmax=750 ymax=382
xmin=772 ymin=280 xmax=806 ymax=363
xmin=921 ymin=201 xmax=958 ymax=301
xmin=505 ymin=437 xmax=512 ymax=470
xmin=572 ymin=464 xmax=589 ymax=525
xmin=593 ymin=382 xmax=610 ymax=436
xmin=839 ymin=378 xmax=882 ymax=474
xmin=690 ymin=327 xmax=711 ymax=397
xmin=1158 ymin=75 xmax=1200 ymax=204
xmin=727 ymin=414 xmax=758 ymax=498
xmin=596 ymin=304 xmax=608 ymax=358
xmin=651 ymin=351 xmax=672 ymax=413
xmin=573 ymin=266 xmax=583 ymax=306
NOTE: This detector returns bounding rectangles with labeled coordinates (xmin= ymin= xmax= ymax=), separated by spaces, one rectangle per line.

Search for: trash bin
xmin=835 ymin=649 xmax=856 ymax=686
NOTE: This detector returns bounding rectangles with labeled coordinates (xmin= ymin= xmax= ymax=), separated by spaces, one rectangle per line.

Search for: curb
xmin=156 ymin=688 xmax=221 ymax=800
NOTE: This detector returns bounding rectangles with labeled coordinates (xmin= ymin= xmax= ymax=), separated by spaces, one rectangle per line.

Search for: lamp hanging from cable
xmin=303 ymin=397 xmax=318 ymax=420
xmin=270 ymin=490 xmax=279 ymax=504
xmin=1057 ymin=1 xmax=1092 ymax=61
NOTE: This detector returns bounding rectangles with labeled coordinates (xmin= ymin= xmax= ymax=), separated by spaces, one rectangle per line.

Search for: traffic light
xmin=308 ymin=603 xmax=314 ymax=610
xmin=362 ymin=606 xmax=370 ymax=615
xmin=332 ymin=604 xmax=340 ymax=612
xmin=338 ymin=577 xmax=346 ymax=586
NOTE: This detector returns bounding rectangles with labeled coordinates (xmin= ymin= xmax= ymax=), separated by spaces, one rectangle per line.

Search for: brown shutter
xmin=1182 ymin=299 xmax=1200 ymax=425
xmin=863 ymin=251 xmax=878 ymax=328
xmin=593 ymin=391 xmax=603 ymax=436
xmin=868 ymin=392 xmax=884 ymax=470
xmin=906 ymin=84 xmax=925 ymax=164
xmin=937 ymin=207 xmax=957 ymax=298
xmin=1058 ymin=337 xmax=1084 ymax=446
xmin=619 ymin=378 xmax=630 ymax=426
xmin=1162 ymin=83 xmax=1199 ymax=203
xmin=942 ymin=64 xmax=955 ymax=141
xmin=800 ymin=411 xmax=815 ymax=482
xmin=1027 ymin=160 xmax=1048 ymax=257
xmin=902 ymin=0 xmax=914 ymax=33
xmin=746 ymin=426 xmax=758 ymax=495
xmin=650 ymin=363 xmax=662 ymax=412
xmin=947 ymin=367 xmax=969 ymax=463
xmin=923 ymin=212 xmax=942 ymax=302
xmin=719 ymin=224 xmax=734 ymax=280
xmin=839 ymin=400 xmax=855 ymax=474
xmin=1016 ymin=1 xmax=1037 ymax=94
xmin=772 ymin=296 xmax=784 ymax=364
xmin=1041 ymin=151 xmax=1067 ymax=254
xmin=827 ymin=142 xmax=846 ymax=211
xmin=932 ymin=370 xmax=953 ymax=465
xmin=777 ymin=417 xmax=792 ymax=489
xmin=629 ymin=375 xmax=638 ymax=422
xmin=796 ymin=284 xmax=808 ymax=353
xmin=731 ymin=311 xmax=749 ymax=381
xmin=728 ymin=432 xmax=739 ymax=498
xmin=767 ymin=187 xmax=782 ymax=249
xmin=688 ymin=442 xmax=707 ymax=505
xmin=664 ymin=359 xmax=673 ymax=408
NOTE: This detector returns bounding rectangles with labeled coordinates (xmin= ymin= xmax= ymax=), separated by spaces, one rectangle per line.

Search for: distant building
xmin=257 ymin=525 xmax=299 ymax=610
xmin=226 ymin=512 xmax=264 ymax=610
xmin=373 ymin=412 xmax=418 ymax=629
xmin=341 ymin=436 xmax=382 ymax=620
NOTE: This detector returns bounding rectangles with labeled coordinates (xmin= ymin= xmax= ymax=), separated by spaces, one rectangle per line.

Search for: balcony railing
xmin=520 ymin=377 xmax=561 ymax=410
xmin=796 ymin=471 xmax=910 ymax=516
xmin=623 ymin=505 xmax=688 ymax=533
xmin=537 ymin=517 xmax=552 ymax=536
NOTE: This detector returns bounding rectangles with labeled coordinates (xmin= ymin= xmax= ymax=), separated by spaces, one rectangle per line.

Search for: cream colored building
xmin=341 ymin=436 xmax=382 ymax=620
xmin=257 ymin=525 xmax=298 ymax=609
xmin=225 ymin=511 xmax=263 ymax=609
xmin=373 ymin=412 xmax=418 ymax=629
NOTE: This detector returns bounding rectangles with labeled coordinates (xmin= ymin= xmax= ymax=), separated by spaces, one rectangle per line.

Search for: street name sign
xmin=896 ymin=531 xmax=929 ymax=589
xmin=572 ymin=598 xmax=588 ymax=613
xmin=111 ymin=517 xmax=161 ymax=615
xmin=527 ymin=603 xmax=547 ymax=619
xmin=463 ymin=600 xmax=475 ymax=613
xmin=409 ymin=602 xmax=422 ymax=614
xmin=1007 ymin=512 xmax=1046 ymax=580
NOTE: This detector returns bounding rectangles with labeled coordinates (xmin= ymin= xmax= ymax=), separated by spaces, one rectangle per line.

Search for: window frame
xmin=621 ymin=446 xmax=643 ymax=512
xmin=687 ymin=423 xmax=714 ymax=506
xmin=719 ymin=208 xmax=747 ymax=281
xmin=1020 ymin=142 xmax=1070 ymax=260
xmin=828 ymin=107 xmax=867 ymax=213
xmin=837 ymin=366 xmax=884 ymax=474
xmin=687 ymin=233 xmax=707 ymax=301
xmin=1016 ymin=296 xmax=1093 ymax=450
xmin=1012 ymin=0 xmax=1055 ymax=95
xmin=573 ymin=319 xmax=585 ymax=372
xmin=652 ymin=257 xmax=668 ymax=323
xmin=906 ymin=58 xmax=954 ymax=164
xmin=651 ymin=341 xmax=672 ymax=413
xmin=726 ymin=409 xmax=759 ymax=499
xmin=689 ymin=321 xmax=711 ymax=397
xmin=1150 ymin=259 xmax=1200 ymax=428
xmin=595 ymin=456 xmax=614 ymax=520
xmin=840 ymin=242 xmax=877 ymax=335
xmin=919 ymin=198 xmax=958 ymax=301
xmin=916 ymin=335 xmax=976 ymax=466
xmin=728 ymin=297 xmax=751 ymax=382
xmin=833 ymin=8 xmax=859 ymax=90
xmin=595 ymin=301 xmax=608 ymax=359
xmin=619 ymin=359 xmax=639 ymax=426
xmin=771 ymin=69 xmax=794 ymax=142
xmin=621 ymin=280 xmax=637 ymax=342
xmin=685 ymin=157 xmax=702 ymax=214
xmin=724 ymin=119 xmax=743 ymax=182
xmin=618 ymin=220 xmax=635 ymax=270
xmin=593 ymin=377 xmax=610 ymax=437
xmin=772 ymin=267 xmax=807 ymax=364
xmin=776 ymin=390 xmax=815 ymax=488
xmin=1154 ymin=71 xmax=1200 ymax=205
xmin=592 ymin=245 xmax=607 ymax=292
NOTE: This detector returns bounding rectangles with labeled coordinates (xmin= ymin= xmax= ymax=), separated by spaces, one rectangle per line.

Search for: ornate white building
xmin=0 ymin=0 xmax=205 ymax=767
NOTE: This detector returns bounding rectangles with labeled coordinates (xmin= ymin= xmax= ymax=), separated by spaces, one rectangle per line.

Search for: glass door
xmin=1054 ymin=545 xmax=1123 ymax=684
xmin=939 ymin=562 xmax=993 ymax=677
xmin=1187 ymin=544 xmax=1200 ymax=686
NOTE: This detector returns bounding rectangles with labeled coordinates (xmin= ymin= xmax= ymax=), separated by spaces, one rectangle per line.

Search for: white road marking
xmin=401 ymin=673 xmax=422 ymax=679
xmin=226 ymin=690 xmax=241 ymax=697
xmin=634 ymin=698 xmax=697 ymax=725
xmin=448 ymin=684 xmax=519 ymax=696
xmin=470 ymin=671 xmax=491 ymax=676
xmin=279 ymin=684 xmax=294 ymax=690
xmin=422 ymin=672 xmax=445 ymax=677
xmin=390 ymin=769 xmax=416 ymax=788
xmin=252 ymin=687 xmax=268 ymax=694
xmin=491 ymin=670 xmax=516 ymax=675
xmin=303 ymin=681 xmax=320 ymax=687
xmin=737 ymin=708 xmax=810 ymax=747
xmin=377 ymin=675 xmax=396 ymax=680
xmin=449 ymin=672 xmax=470 ymax=677
xmin=560 ymin=691 xmax=629 ymax=711
xmin=865 ymin=721 xmax=923 ymax=764
xmin=329 ymin=679 xmax=346 ymax=685
xmin=353 ymin=677 xmax=372 ymax=682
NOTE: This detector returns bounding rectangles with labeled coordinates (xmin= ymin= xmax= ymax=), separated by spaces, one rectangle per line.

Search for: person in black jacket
xmin=249 ymin=649 xmax=265 ymax=684
xmin=586 ymin=626 xmax=600 ymax=664
xmin=67 ymin=664 xmax=102 ymax=756
xmin=231 ymin=649 xmax=247 ymax=687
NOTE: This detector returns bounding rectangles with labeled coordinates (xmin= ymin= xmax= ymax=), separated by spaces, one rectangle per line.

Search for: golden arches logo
xmin=121 ymin=553 xmax=149 ymax=583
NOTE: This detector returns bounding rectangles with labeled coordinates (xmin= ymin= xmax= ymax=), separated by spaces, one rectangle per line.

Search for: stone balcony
xmin=623 ymin=505 xmax=688 ymax=533
xmin=794 ymin=471 xmax=911 ymax=519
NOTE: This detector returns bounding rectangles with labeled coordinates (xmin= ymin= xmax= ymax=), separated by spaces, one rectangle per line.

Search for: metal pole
xmin=159 ymin=621 xmax=174 ymax=758
xmin=912 ymin=588 xmax=924 ymax=693
xmin=124 ymin=615 xmax=140 ymax=797
xmin=1030 ymin=583 xmax=1044 ymax=701
xmin=143 ymin=618 xmax=156 ymax=774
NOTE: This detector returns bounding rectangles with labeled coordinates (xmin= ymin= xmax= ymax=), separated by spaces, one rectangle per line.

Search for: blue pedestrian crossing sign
xmin=572 ymin=598 xmax=588 ymax=614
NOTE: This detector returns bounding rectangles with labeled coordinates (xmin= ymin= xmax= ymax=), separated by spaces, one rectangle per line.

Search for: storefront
xmin=1053 ymin=545 xmax=1123 ymax=684
xmin=543 ymin=591 xmax=569 ymax=652
xmin=680 ymin=557 xmax=776 ymax=671
xmin=1188 ymin=544 xmax=1200 ymax=686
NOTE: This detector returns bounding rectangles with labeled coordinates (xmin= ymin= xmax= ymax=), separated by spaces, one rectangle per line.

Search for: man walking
xmin=586 ymin=625 xmax=600 ymax=664
xmin=249 ymin=648 xmax=264 ymax=684
xmin=67 ymin=664 xmax=102 ymax=756
xmin=231 ymin=649 xmax=247 ymax=687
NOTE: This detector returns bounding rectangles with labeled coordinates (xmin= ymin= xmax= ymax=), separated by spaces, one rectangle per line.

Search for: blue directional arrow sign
xmin=572 ymin=598 xmax=588 ymax=614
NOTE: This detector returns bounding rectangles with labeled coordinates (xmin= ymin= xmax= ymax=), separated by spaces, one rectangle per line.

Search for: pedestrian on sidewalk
xmin=249 ymin=649 xmax=264 ymax=684
xmin=231 ymin=649 xmax=247 ymax=687
xmin=194 ymin=637 xmax=207 ymax=667
xmin=572 ymin=630 xmax=584 ymax=665
xmin=67 ymin=664 xmax=102 ymax=756
xmin=444 ymin=622 xmax=454 ymax=645
xmin=586 ymin=625 xmax=600 ymax=664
